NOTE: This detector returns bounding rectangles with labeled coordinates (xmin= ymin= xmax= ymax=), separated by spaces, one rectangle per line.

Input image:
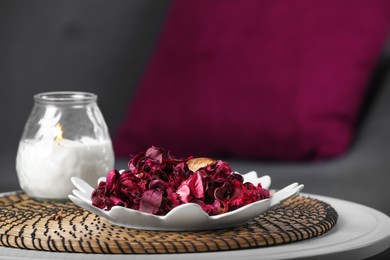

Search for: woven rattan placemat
xmin=0 ymin=192 xmax=337 ymax=254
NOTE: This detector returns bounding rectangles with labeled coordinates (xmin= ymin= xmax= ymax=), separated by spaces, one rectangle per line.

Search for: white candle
xmin=16 ymin=137 xmax=114 ymax=199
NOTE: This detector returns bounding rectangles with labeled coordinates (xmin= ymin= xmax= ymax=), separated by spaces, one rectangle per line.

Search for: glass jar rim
xmin=34 ymin=91 xmax=97 ymax=104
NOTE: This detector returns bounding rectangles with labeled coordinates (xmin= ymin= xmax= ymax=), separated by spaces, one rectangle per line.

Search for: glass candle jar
xmin=16 ymin=91 xmax=115 ymax=200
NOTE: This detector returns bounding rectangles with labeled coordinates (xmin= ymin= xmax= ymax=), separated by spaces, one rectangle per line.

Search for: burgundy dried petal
xmin=190 ymin=172 xmax=204 ymax=199
xmin=206 ymin=181 xmax=223 ymax=200
xmin=145 ymin=146 xmax=164 ymax=164
xmin=105 ymin=169 xmax=120 ymax=196
xmin=258 ymin=184 xmax=270 ymax=200
xmin=244 ymin=182 xmax=256 ymax=190
xmin=230 ymin=180 xmax=245 ymax=201
xmin=230 ymin=172 xmax=244 ymax=182
xmin=166 ymin=188 xmax=180 ymax=208
xmin=117 ymin=179 xmax=137 ymax=198
xmin=91 ymin=188 xmax=105 ymax=209
xmin=128 ymin=151 xmax=146 ymax=171
xmin=214 ymin=182 xmax=231 ymax=202
xmin=139 ymin=190 xmax=163 ymax=214
xmin=176 ymin=172 xmax=204 ymax=203
xmin=149 ymin=179 xmax=168 ymax=191
xmin=98 ymin=181 xmax=106 ymax=189
xmin=105 ymin=196 xmax=126 ymax=210
xmin=201 ymin=200 xmax=222 ymax=215
xmin=176 ymin=183 xmax=191 ymax=203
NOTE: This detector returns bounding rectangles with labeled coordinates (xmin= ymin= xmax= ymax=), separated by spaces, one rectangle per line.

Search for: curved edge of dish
xmin=69 ymin=172 xmax=303 ymax=231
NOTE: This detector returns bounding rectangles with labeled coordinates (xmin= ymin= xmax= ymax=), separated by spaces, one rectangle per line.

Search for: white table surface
xmin=0 ymin=192 xmax=389 ymax=260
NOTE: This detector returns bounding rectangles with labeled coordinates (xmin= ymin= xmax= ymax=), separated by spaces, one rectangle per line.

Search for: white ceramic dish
xmin=69 ymin=171 xmax=303 ymax=231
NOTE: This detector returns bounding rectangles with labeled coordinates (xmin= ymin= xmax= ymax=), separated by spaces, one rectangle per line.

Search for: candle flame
xmin=55 ymin=123 xmax=63 ymax=143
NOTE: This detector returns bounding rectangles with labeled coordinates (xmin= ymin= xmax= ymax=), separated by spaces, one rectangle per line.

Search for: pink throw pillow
xmin=114 ymin=0 xmax=390 ymax=161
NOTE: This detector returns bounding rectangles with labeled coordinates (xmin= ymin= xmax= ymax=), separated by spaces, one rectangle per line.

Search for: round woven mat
xmin=0 ymin=192 xmax=337 ymax=254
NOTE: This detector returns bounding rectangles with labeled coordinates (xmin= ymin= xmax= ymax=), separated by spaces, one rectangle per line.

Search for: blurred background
xmin=1 ymin=1 xmax=390 ymax=259
xmin=0 ymin=0 xmax=170 ymax=190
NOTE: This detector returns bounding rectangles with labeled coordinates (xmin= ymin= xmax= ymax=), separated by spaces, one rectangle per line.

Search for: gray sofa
xmin=1 ymin=1 xmax=389 ymax=259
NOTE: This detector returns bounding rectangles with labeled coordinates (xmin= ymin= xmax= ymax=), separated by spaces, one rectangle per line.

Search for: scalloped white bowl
xmin=69 ymin=171 xmax=303 ymax=231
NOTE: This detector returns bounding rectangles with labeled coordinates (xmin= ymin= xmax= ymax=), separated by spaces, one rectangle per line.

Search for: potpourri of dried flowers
xmin=91 ymin=146 xmax=269 ymax=216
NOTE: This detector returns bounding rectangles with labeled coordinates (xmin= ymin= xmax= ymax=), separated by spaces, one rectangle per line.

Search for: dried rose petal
xmin=105 ymin=169 xmax=120 ymax=196
xmin=149 ymin=179 xmax=167 ymax=191
xmin=91 ymin=187 xmax=105 ymax=209
xmin=176 ymin=172 xmax=204 ymax=203
xmin=105 ymin=196 xmax=127 ymax=210
xmin=139 ymin=190 xmax=163 ymax=214
xmin=145 ymin=146 xmax=164 ymax=164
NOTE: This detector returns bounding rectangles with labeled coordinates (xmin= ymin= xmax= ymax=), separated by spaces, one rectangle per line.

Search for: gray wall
xmin=0 ymin=0 xmax=170 ymax=191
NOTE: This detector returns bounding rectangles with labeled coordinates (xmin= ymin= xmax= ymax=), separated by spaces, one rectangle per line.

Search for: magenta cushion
xmin=113 ymin=0 xmax=390 ymax=161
